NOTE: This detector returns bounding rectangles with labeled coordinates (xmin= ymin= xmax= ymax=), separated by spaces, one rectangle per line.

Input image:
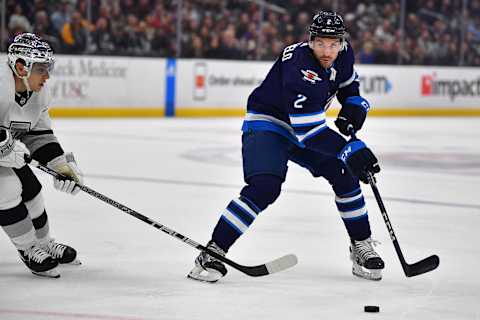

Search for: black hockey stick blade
xmin=404 ymin=254 xmax=440 ymax=277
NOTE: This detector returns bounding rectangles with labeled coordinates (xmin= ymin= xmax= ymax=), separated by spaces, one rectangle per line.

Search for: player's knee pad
xmin=240 ymin=174 xmax=283 ymax=211
xmin=0 ymin=167 xmax=22 ymax=210
xmin=320 ymin=160 xmax=361 ymax=196
xmin=24 ymin=192 xmax=45 ymax=219
xmin=332 ymin=172 xmax=361 ymax=197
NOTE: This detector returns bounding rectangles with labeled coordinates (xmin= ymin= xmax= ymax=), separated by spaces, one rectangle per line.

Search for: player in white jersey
xmin=0 ymin=33 xmax=83 ymax=278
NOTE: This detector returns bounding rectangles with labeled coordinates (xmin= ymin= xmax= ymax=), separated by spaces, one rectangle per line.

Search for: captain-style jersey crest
xmin=8 ymin=122 xmax=32 ymax=139
xmin=243 ymin=40 xmax=359 ymax=146
xmin=301 ymin=69 xmax=322 ymax=84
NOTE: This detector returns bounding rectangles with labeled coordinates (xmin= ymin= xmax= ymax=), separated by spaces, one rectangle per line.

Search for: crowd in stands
xmin=4 ymin=0 xmax=480 ymax=66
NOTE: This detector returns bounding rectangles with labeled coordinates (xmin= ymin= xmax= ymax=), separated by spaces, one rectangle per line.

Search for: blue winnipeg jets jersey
xmin=242 ymin=41 xmax=360 ymax=147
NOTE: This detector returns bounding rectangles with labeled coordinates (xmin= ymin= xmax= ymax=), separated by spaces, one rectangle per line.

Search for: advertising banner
xmin=1 ymin=53 xmax=479 ymax=117
xmin=175 ymin=59 xmax=271 ymax=116
xmin=49 ymin=55 xmax=165 ymax=107
xmin=176 ymin=60 xmax=480 ymax=116
xmin=357 ymin=65 xmax=480 ymax=109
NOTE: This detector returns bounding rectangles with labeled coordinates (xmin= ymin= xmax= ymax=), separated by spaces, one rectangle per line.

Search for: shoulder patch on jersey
xmin=301 ymin=69 xmax=322 ymax=84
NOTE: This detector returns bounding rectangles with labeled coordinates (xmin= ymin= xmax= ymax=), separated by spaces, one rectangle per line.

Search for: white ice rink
xmin=0 ymin=117 xmax=479 ymax=320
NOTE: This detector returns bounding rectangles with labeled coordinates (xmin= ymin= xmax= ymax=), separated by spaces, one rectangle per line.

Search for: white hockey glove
xmin=47 ymin=152 xmax=84 ymax=195
xmin=0 ymin=130 xmax=30 ymax=169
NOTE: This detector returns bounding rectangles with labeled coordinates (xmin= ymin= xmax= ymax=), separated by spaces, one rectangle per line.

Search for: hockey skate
xmin=350 ymin=238 xmax=385 ymax=281
xmin=188 ymin=241 xmax=228 ymax=283
xmin=40 ymin=239 xmax=81 ymax=265
xmin=18 ymin=245 xmax=60 ymax=278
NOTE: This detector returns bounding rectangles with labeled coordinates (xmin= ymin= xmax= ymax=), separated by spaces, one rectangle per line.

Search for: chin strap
xmin=21 ymin=77 xmax=31 ymax=93
xmin=10 ymin=63 xmax=32 ymax=93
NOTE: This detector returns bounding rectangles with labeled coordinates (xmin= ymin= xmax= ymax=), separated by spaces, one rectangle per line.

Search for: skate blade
xmin=352 ymin=263 xmax=382 ymax=281
xmin=187 ymin=265 xmax=223 ymax=283
xmin=32 ymin=268 xmax=60 ymax=279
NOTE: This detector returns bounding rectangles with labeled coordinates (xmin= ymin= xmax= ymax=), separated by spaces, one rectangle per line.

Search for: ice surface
xmin=1 ymin=117 xmax=479 ymax=320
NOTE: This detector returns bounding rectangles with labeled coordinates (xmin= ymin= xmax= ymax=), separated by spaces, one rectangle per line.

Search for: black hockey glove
xmin=338 ymin=139 xmax=380 ymax=184
xmin=335 ymin=96 xmax=370 ymax=136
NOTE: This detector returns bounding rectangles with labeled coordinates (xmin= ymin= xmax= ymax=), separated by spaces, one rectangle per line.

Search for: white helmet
xmin=7 ymin=33 xmax=54 ymax=80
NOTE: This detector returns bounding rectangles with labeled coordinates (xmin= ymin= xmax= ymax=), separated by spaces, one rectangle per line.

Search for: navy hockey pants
xmin=240 ymin=129 xmax=371 ymax=240
xmin=211 ymin=129 xmax=372 ymax=251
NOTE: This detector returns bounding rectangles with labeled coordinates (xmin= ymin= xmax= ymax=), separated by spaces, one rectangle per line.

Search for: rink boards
xmin=2 ymin=54 xmax=479 ymax=117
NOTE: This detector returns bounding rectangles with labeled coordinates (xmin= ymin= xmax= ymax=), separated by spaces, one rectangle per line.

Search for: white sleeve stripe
xmin=289 ymin=112 xmax=326 ymax=125
xmin=339 ymin=70 xmax=358 ymax=88
xmin=232 ymin=198 xmax=257 ymax=219
xmin=222 ymin=211 xmax=248 ymax=233
xmin=339 ymin=207 xmax=368 ymax=219
xmin=335 ymin=193 xmax=363 ymax=204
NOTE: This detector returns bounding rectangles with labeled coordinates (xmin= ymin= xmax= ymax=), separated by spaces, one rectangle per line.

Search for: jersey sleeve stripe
xmin=339 ymin=69 xmax=359 ymax=88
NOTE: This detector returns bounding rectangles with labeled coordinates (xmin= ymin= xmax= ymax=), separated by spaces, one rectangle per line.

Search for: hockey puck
xmin=364 ymin=306 xmax=380 ymax=313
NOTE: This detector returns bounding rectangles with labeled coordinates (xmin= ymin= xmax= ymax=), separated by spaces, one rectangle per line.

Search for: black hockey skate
xmin=188 ymin=240 xmax=228 ymax=283
xmin=350 ymin=238 xmax=385 ymax=281
xmin=41 ymin=239 xmax=81 ymax=265
xmin=18 ymin=245 xmax=60 ymax=278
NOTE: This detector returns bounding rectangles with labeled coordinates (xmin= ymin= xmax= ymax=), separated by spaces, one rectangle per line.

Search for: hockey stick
xmin=348 ymin=127 xmax=439 ymax=277
xmin=27 ymin=159 xmax=298 ymax=278
xmin=366 ymin=172 xmax=439 ymax=277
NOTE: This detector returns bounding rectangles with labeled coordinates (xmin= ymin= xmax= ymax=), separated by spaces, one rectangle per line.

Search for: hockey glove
xmin=0 ymin=129 xmax=30 ymax=169
xmin=335 ymin=96 xmax=370 ymax=136
xmin=338 ymin=139 xmax=380 ymax=183
xmin=47 ymin=152 xmax=84 ymax=195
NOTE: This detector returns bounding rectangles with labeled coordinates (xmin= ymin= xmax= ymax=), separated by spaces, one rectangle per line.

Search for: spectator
xmin=358 ymin=41 xmax=376 ymax=64
xmin=2 ymin=0 xmax=479 ymax=66
xmin=91 ymin=17 xmax=115 ymax=55
xmin=34 ymin=11 xmax=61 ymax=52
xmin=50 ymin=1 xmax=71 ymax=35
xmin=375 ymin=41 xmax=398 ymax=64
xmin=8 ymin=4 xmax=33 ymax=34
xmin=204 ymin=34 xmax=223 ymax=59
xmin=216 ymin=28 xmax=244 ymax=60
xmin=122 ymin=14 xmax=144 ymax=55
xmin=183 ymin=35 xmax=204 ymax=58
xmin=60 ymin=11 xmax=89 ymax=54
xmin=34 ymin=10 xmax=57 ymax=38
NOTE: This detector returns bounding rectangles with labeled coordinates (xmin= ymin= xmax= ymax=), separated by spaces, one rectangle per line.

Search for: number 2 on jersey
xmin=294 ymin=94 xmax=307 ymax=108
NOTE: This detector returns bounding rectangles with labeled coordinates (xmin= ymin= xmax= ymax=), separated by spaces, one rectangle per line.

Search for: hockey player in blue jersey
xmin=188 ymin=11 xmax=384 ymax=282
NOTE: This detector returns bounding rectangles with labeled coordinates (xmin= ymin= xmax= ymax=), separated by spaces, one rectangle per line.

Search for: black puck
xmin=364 ymin=305 xmax=380 ymax=313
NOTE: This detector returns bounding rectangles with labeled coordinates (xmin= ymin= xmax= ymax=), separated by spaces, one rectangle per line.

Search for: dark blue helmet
xmin=309 ymin=11 xmax=345 ymax=41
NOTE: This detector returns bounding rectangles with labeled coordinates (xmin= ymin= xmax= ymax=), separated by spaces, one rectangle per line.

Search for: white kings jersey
xmin=0 ymin=62 xmax=61 ymax=161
